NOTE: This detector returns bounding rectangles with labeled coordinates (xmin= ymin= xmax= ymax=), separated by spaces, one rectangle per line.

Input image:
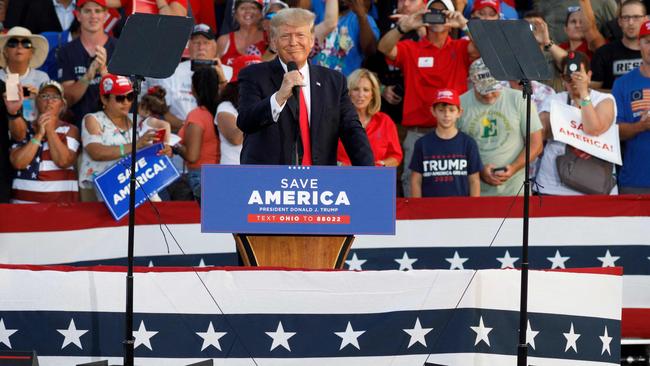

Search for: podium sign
xmin=202 ymin=165 xmax=396 ymax=235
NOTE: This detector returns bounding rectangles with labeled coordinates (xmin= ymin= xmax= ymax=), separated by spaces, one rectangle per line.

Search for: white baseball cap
xmin=426 ymin=0 xmax=455 ymax=11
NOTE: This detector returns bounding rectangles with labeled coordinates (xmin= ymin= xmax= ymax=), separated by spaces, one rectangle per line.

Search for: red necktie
xmin=299 ymin=87 xmax=312 ymax=165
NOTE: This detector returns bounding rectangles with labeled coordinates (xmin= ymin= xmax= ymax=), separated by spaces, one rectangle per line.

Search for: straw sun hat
xmin=0 ymin=27 xmax=49 ymax=69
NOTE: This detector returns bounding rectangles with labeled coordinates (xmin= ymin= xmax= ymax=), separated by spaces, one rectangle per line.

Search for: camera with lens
xmin=191 ymin=59 xmax=218 ymax=72
xmin=565 ymin=52 xmax=583 ymax=76
xmin=393 ymin=82 xmax=404 ymax=98
xmin=423 ymin=9 xmax=446 ymax=25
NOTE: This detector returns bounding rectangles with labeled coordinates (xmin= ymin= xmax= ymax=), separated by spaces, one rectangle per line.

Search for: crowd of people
xmin=1 ymin=0 xmax=649 ymax=204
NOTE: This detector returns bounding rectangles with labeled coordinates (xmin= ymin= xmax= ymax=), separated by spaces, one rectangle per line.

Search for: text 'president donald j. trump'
xmin=236 ymin=8 xmax=374 ymax=166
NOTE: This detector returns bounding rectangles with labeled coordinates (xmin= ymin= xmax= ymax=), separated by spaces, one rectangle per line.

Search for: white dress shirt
xmin=53 ymin=0 xmax=76 ymax=31
xmin=270 ymin=60 xmax=311 ymax=124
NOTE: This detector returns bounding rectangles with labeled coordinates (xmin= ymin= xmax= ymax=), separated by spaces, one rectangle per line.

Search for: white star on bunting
xmin=395 ymin=252 xmax=418 ymax=271
xmin=600 ymin=326 xmax=613 ymax=356
xmin=597 ymin=250 xmax=620 ymax=267
xmin=133 ymin=320 xmax=158 ymax=350
xmin=334 ymin=322 xmax=365 ymax=350
xmin=563 ymin=322 xmax=580 ymax=353
xmin=266 ymin=322 xmax=296 ymax=351
xmin=196 ymin=322 xmax=227 ymax=351
xmin=403 ymin=318 xmax=433 ymax=348
xmin=57 ymin=319 xmax=88 ymax=350
xmin=470 ymin=316 xmax=493 ymax=347
xmin=446 ymin=251 xmax=468 ymax=270
xmin=0 ymin=318 xmax=18 ymax=348
xmin=526 ymin=320 xmax=539 ymax=350
xmin=547 ymin=250 xmax=570 ymax=269
xmin=345 ymin=253 xmax=367 ymax=271
xmin=496 ymin=250 xmax=519 ymax=268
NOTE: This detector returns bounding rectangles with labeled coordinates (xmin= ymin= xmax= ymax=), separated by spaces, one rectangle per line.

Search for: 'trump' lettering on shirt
xmin=422 ymin=155 xmax=469 ymax=180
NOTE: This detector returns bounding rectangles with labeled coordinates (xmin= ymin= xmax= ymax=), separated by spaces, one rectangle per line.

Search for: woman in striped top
xmin=9 ymin=80 xmax=80 ymax=203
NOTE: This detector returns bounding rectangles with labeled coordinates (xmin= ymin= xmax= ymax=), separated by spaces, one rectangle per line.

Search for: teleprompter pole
xmin=517 ymin=79 xmax=533 ymax=366
xmin=123 ymin=75 xmax=144 ymax=366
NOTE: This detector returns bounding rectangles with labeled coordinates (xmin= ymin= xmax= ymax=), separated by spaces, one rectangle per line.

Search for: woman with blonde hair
xmin=337 ymin=68 xmax=402 ymax=167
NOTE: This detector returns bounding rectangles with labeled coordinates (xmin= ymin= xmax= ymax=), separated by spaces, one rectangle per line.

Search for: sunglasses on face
xmin=6 ymin=38 xmax=33 ymax=49
xmin=113 ymin=93 xmax=135 ymax=103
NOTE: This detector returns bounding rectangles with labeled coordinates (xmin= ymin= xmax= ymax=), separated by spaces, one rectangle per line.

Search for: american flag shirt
xmin=10 ymin=121 xmax=80 ymax=203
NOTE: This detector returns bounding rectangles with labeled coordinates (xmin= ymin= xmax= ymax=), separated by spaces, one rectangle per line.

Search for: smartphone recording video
xmin=191 ymin=59 xmax=218 ymax=72
xmin=6 ymin=73 xmax=20 ymax=101
xmin=423 ymin=9 xmax=446 ymax=25
xmin=154 ymin=129 xmax=166 ymax=143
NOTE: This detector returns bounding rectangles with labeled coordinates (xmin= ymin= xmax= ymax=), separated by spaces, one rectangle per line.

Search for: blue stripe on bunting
xmin=346 ymin=245 xmax=650 ymax=273
xmin=0 ymin=309 xmax=620 ymax=362
xmin=64 ymin=245 xmax=649 ymax=275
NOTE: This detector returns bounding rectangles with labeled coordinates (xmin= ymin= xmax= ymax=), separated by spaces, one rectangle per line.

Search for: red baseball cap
xmin=230 ymin=55 xmax=262 ymax=83
xmin=432 ymin=88 xmax=460 ymax=107
xmin=639 ymin=20 xmax=650 ymax=39
xmin=472 ymin=0 xmax=500 ymax=14
xmin=100 ymin=74 xmax=133 ymax=96
xmin=77 ymin=0 xmax=107 ymax=8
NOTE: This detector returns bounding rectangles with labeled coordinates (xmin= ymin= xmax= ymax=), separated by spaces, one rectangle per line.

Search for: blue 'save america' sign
xmin=201 ymin=165 xmax=396 ymax=235
xmin=94 ymin=143 xmax=180 ymax=221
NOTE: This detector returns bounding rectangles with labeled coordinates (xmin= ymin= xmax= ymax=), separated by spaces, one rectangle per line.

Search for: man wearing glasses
xmin=7 ymin=80 xmax=80 ymax=203
xmin=591 ymin=0 xmax=647 ymax=90
xmin=611 ymin=19 xmax=650 ymax=194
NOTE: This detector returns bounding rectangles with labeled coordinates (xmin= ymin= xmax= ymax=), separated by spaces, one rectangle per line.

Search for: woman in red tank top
xmin=217 ymin=0 xmax=268 ymax=66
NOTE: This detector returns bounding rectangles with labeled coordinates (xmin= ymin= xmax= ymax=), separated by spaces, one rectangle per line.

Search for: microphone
xmin=287 ymin=61 xmax=300 ymax=100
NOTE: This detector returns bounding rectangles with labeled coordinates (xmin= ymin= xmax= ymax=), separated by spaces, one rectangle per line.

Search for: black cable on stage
xmin=416 ymin=183 xmax=525 ymax=366
xmin=117 ymin=159 xmax=260 ymax=365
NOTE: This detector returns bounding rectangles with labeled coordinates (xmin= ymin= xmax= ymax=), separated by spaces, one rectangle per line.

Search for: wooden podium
xmin=233 ymin=234 xmax=354 ymax=269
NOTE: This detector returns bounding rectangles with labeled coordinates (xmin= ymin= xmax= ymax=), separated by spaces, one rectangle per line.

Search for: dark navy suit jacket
xmin=237 ymin=58 xmax=374 ymax=166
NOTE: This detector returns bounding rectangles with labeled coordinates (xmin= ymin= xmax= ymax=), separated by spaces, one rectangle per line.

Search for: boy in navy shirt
xmin=410 ymin=88 xmax=482 ymax=197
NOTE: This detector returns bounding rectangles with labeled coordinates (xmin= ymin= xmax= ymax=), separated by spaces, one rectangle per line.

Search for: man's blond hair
xmin=270 ymin=8 xmax=316 ymax=39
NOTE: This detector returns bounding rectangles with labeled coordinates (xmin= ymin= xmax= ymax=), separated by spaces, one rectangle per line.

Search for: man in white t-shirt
xmin=143 ymin=24 xmax=223 ymax=132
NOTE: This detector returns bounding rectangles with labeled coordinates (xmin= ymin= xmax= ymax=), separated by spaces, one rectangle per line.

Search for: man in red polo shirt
xmin=378 ymin=0 xmax=478 ymax=197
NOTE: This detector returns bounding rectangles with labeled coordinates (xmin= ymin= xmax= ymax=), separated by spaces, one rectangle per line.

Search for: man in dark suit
xmin=236 ymin=7 xmax=374 ymax=166
xmin=5 ymin=0 xmax=75 ymax=34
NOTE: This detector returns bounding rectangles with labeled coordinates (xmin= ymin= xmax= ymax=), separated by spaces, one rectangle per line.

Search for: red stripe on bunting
xmin=548 ymin=267 xmax=623 ymax=276
xmin=2 ymin=196 xmax=650 ymax=233
xmin=0 ymin=201 xmax=201 ymax=232
xmin=623 ymin=309 xmax=650 ymax=338
xmin=396 ymin=195 xmax=650 ymax=220
xmin=0 ymin=264 xmax=340 ymax=273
